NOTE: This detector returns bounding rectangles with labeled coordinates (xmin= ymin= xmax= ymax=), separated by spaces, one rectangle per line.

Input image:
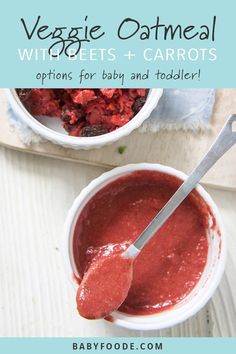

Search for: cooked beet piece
xmin=61 ymin=106 xmax=85 ymax=124
xmin=132 ymin=96 xmax=146 ymax=115
xmin=16 ymin=89 xmax=32 ymax=102
xmin=80 ymin=125 xmax=109 ymax=137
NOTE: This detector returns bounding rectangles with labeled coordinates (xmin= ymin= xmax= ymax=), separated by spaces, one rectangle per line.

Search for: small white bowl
xmin=5 ymin=89 xmax=163 ymax=150
xmin=63 ymin=163 xmax=226 ymax=331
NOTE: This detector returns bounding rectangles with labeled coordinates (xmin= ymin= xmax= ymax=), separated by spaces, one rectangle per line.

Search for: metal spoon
xmin=125 ymin=114 xmax=236 ymax=258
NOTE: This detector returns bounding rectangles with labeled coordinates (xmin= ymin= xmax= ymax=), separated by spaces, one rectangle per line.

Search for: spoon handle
xmin=127 ymin=115 xmax=236 ymax=257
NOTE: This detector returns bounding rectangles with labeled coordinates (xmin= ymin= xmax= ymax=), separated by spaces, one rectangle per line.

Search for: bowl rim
xmin=5 ymin=88 xmax=163 ymax=148
xmin=62 ymin=163 xmax=226 ymax=331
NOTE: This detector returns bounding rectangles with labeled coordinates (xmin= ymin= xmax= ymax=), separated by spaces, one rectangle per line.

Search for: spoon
xmin=77 ymin=114 xmax=236 ymax=319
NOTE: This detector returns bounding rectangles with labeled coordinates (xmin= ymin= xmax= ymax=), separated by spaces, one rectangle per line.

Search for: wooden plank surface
xmin=1 ymin=89 xmax=236 ymax=190
xmin=0 ymin=146 xmax=235 ymax=336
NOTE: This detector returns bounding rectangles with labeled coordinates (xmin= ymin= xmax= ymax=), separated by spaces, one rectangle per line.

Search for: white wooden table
xmin=0 ymin=146 xmax=235 ymax=337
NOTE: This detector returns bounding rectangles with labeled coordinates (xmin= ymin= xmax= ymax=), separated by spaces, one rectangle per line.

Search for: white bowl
xmin=63 ymin=163 xmax=226 ymax=331
xmin=5 ymin=89 xmax=163 ymax=150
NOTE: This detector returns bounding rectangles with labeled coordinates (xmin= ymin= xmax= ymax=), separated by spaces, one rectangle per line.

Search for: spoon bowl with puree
xmin=77 ymin=114 xmax=236 ymax=320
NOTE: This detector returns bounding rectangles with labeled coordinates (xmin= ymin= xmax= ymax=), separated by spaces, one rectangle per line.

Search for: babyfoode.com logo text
xmin=72 ymin=341 xmax=163 ymax=351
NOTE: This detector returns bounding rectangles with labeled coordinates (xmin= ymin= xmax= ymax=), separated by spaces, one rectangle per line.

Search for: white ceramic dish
xmin=63 ymin=163 xmax=226 ymax=331
xmin=5 ymin=89 xmax=163 ymax=150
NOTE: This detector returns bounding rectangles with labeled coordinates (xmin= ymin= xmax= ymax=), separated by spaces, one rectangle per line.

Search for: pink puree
xmin=76 ymin=249 xmax=133 ymax=319
xmin=73 ymin=170 xmax=210 ymax=316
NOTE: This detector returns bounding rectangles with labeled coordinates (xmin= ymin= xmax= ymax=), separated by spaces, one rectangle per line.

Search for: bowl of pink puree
xmin=63 ymin=163 xmax=226 ymax=331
